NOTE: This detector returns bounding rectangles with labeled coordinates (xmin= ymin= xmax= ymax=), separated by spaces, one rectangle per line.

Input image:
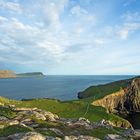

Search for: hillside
xmin=0 ymin=97 xmax=135 ymax=139
xmin=92 ymin=78 xmax=140 ymax=114
xmin=77 ymin=76 xmax=139 ymax=100
xmin=17 ymin=72 xmax=44 ymax=77
xmin=0 ymin=70 xmax=16 ymax=79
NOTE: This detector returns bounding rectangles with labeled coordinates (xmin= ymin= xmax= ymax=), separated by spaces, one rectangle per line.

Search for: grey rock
xmin=64 ymin=135 xmax=100 ymax=140
xmin=104 ymin=134 xmax=124 ymax=140
xmin=3 ymin=132 xmax=46 ymax=140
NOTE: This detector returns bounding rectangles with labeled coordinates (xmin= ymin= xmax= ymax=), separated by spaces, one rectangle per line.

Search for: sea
xmin=1 ymin=75 xmax=140 ymax=128
xmin=0 ymin=75 xmax=134 ymax=100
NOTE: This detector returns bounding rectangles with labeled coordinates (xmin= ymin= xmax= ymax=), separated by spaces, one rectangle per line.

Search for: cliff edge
xmin=92 ymin=78 xmax=140 ymax=114
xmin=0 ymin=70 xmax=16 ymax=79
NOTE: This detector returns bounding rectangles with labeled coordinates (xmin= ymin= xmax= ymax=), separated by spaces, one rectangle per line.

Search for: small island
xmin=16 ymin=72 xmax=44 ymax=77
xmin=0 ymin=70 xmax=44 ymax=78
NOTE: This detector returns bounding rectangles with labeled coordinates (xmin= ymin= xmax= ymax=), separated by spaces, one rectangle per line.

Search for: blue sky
xmin=0 ymin=0 xmax=140 ymax=75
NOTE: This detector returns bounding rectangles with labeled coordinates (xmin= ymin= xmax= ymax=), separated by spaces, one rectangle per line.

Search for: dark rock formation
xmin=124 ymin=78 xmax=140 ymax=113
xmin=92 ymin=78 xmax=140 ymax=114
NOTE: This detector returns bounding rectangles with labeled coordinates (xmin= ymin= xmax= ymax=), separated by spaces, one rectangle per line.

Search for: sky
xmin=0 ymin=0 xmax=140 ymax=75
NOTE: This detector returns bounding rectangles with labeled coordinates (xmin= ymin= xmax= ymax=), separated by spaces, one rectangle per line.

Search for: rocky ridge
xmin=92 ymin=78 xmax=140 ymax=114
xmin=1 ymin=105 xmax=139 ymax=140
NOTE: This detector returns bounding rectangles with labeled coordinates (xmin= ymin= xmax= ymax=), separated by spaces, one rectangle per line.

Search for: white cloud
xmin=0 ymin=1 xmax=22 ymax=13
xmin=71 ymin=5 xmax=87 ymax=16
xmin=118 ymin=23 xmax=140 ymax=39
xmin=0 ymin=16 xmax=8 ymax=23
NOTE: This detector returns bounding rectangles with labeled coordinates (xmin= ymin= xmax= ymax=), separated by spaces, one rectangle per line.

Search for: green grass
xmin=0 ymin=106 xmax=17 ymax=119
xmin=0 ymin=96 xmax=130 ymax=139
xmin=78 ymin=79 xmax=130 ymax=100
xmin=0 ymin=125 xmax=30 ymax=137
xmin=9 ymin=98 xmax=130 ymax=128
xmin=0 ymin=96 xmax=130 ymax=127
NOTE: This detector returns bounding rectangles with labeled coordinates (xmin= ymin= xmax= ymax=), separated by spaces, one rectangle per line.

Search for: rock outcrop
xmin=0 ymin=70 xmax=16 ymax=78
xmin=0 ymin=106 xmax=131 ymax=140
xmin=92 ymin=78 xmax=140 ymax=114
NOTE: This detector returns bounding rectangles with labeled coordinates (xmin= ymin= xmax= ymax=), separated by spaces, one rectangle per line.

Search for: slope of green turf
xmin=78 ymin=78 xmax=131 ymax=100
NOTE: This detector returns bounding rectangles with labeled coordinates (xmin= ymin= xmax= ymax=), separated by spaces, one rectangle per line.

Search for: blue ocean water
xmin=0 ymin=75 xmax=134 ymax=100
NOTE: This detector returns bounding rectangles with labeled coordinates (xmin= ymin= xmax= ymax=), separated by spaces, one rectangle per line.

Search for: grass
xmin=0 ymin=106 xmax=17 ymax=119
xmin=78 ymin=79 xmax=130 ymax=100
xmin=0 ymin=125 xmax=30 ymax=137
xmin=0 ymin=97 xmax=130 ymax=139
xmin=0 ymin=96 xmax=130 ymax=128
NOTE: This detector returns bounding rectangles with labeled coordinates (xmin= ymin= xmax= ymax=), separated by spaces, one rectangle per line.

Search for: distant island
xmin=16 ymin=72 xmax=44 ymax=77
xmin=0 ymin=70 xmax=44 ymax=78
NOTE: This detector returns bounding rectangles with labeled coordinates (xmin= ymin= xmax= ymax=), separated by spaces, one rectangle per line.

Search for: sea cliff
xmin=0 ymin=70 xmax=16 ymax=78
xmin=92 ymin=78 xmax=140 ymax=114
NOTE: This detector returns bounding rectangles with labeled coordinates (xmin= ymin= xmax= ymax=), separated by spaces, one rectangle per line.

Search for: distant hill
xmin=0 ymin=70 xmax=45 ymax=78
xmin=0 ymin=70 xmax=16 ymax=78
xmin=16 ymin=72 xmax=44 ymax=77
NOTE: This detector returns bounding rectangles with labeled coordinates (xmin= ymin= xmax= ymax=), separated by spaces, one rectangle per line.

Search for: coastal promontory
xmin=0 ymin=70 xmax=16 ymax=78
xmin=0 ymin=70 xmax=44 ymax=78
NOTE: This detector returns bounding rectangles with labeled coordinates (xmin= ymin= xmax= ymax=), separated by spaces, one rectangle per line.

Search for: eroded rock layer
xmin=92 ymin=78 xmax=140 ymax=114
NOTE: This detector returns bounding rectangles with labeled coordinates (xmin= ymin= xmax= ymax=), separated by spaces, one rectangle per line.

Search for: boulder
xmin=0 ymin=116 xmax=9 ymax=121
xmin=43 ymin=111 xmax=59 ymax=122
xmin=104 ymin=134 xmax=124 ymax=140
xmin=49 ymin=128 xmax=64 ymax=136
xmin=9 ymin=120 xmax=19 ymax=125
xmin=4 ymin=132 xmax=46 ymax=140
xmin=64 ymin=135 xmax=100 ymax=140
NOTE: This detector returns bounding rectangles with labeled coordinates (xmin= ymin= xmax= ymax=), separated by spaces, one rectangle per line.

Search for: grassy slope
xmin=0 ymin=97 xmax=129 ymax=127
xmin=0 ymin=97 xmax=128 ymax=139
xmin=78 ymin=78 xmax=131 ymax=100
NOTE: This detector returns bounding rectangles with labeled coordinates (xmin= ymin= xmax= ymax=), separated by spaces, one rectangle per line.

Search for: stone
xmin=64 ymin=135 xmax=100 ymax=140
xmin=0 ymin=116 xmax=9 ymax=121
xmin=6 ymin=132 xmax=46 ymax=140
xmin=9 ymin=120 xmax=19 ymax=125
xmin=43 ymin=111 xmax=59 ymax=122
xmin=66 ymin=118 xmax=93 ymax=130
xmin=49 ymin=128 xmax=64 ymax=136
xmin=104 ymin=134 xmax=124 ymax=140
xmin=32 ymin=111 xmax=46 ymax=120
xmin=14 ymin=107 xmax=38 ymax=111
xmin=78 ymin=117 xmax=90 ymax=124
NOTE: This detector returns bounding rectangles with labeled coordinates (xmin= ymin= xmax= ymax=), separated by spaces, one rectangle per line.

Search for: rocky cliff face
xmin=92 ymin=78 xmax=140 ymax=114
xmin=0 ymin=70 xmax=16 ymax=78
xmin=124 ymin=78 xmax=140 ymax=113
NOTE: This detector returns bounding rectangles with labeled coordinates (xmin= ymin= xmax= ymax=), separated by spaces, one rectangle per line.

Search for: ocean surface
xmin=0 ymin=75 xmax=134 ymax=100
